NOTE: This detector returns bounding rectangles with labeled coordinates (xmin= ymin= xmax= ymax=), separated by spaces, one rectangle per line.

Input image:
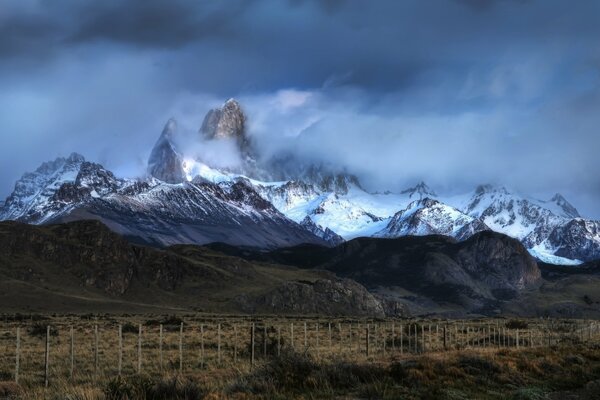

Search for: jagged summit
xmin=147 ymin=118 xmax=186 ymax=184
xmin=401 ymin=181 xmax=437 ymax=199
xmin=200 ymin=98 xmax=248 ymax=146
xmin=474 ymin=184 xmax=509 ymax=195
xmin=548 ymin=193 xmax=580 ymax=218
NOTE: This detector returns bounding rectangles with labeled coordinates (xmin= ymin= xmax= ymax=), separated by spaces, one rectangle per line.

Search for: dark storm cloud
xmin=1 ymin=0 xmax=600 ymax=217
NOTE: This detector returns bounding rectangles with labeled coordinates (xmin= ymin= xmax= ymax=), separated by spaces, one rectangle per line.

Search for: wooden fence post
xmin=263 ymin=324 xmax=267 ymax=358
xmin=316 ymin=323 xmax=320 ymax=359
xmin=400 ymin=324 xmax=403 ymax=355
xmin=159 ymin=324 xmax=163 ymax=372
xmin=382 ymin=324 xmax=386 ymax=356
xmin=45 ymin=325 xmax=50 ymax=387
xmin=251 ymin=323 xmax=255 ymax=368
xmin=392 ymin=323 xmax=395 ymax=352
xmin=200 ymin=324 xmax=205 ymax=368
xmin=137 ymin=324 xmax=142 ymax=374
xmin=234 ymin=324 xmax=238 ymax=363
xmin=118 ymin=325 xmax=122 ymax=376
xmin=15 ymin=327 xmax=20 ymax=384
xmin=338 ymin=323 xmax=342 ymax=354
xmin=328 ymin=322 xmax=332 ymax=352
xmin=443 ymin=325 xmax=447 ymax=350
xmin=422 ymin=325 xmax=425 ymax=353
xmin=95 ymin=324 xmax=100 ymax=379
xmin=217 ymin=323 xmax=222 ymax=364
xmin=277 ymin=326 xmax=281 ymax=357
xmin=291 ymin=323 xmax=294 ymax=350
xmin=366 ymin=325 xmax=370 ymax=357
xmin=179 ymin=322 xmax=184 ymax=372
xmin=304 ymin=322 xmax=307 ymax=350
xmin=516 ymin=329 xmax=519 ymax=348
xmin=70 ymin=326 xmax=74 ymax=380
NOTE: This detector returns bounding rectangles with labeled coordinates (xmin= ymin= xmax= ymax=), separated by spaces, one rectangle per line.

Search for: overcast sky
xmin=1 ymin=0 xmax=600 ymax=217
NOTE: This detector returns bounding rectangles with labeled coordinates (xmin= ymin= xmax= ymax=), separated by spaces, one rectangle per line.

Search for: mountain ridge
xmin=1 ymin=98 xmax=599 ymax=263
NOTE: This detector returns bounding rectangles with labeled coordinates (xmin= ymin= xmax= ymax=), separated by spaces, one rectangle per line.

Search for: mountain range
xmin=1 ymin=99 xmax=599 ymax=265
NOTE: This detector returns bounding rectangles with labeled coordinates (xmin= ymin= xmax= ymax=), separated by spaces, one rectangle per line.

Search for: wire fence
xmin=0 ymin=316 xmax=598 ymax=388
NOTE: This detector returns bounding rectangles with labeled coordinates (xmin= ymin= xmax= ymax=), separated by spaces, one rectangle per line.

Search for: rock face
xmin=235 ymin=278 xmax=393 ymax=317
xmin=147 ymin=119 xmax=186 ymax=184
xmin=547 ymin=219 xmax=600 ymax=261
xmin=200 ymin=99 xmax=250 ymax=153
xmin=240 ymin=231 xmax=543 ymax=315
xmin=300 ymin=216 xmax=345 ymax=246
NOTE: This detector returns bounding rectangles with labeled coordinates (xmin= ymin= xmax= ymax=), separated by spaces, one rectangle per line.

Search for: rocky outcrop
xmin=200 ymin=99 xmax=251 ymax=154
xmin=300 ymin=216 xmax=345 ymax=246
xmin=243 ymin=231 xmax=543 ymax=315
xmin=235 ymin=278 xmax=388 ymax=317
xmin=147 ymin=119 xmax=186 ymax=184
xmin=455 ymin=230 xmax=541 ymax=291
xmin=547 ymin=219 xmax=600 ymax=262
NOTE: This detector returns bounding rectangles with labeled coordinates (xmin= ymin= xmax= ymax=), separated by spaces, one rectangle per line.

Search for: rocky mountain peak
xmin=147 ymin=118 xmax=186 ymax=184
xmin=550 ymin=193 xmax=580 ymax=218
xmin=200 ymin=98 xmax=247 ymax=142
xmin=474 ymin=184 xmax=509 ymax=196
xmin=401 ymin=181 xmax=437 ymax=199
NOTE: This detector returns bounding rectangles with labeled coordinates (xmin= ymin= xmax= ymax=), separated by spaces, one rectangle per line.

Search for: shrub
xmin=28 ymin=323 xmax=58 ymax=338
xmin=506 ymin=320 xmax=528 ymax=330
xmin=121 ymin=322 xmax=139 ymax=334
xmin=105 ymin=375 xmax=206 ymax=400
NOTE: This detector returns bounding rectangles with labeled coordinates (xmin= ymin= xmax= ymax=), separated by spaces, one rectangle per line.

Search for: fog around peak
xmin=1 ymin=0 xmax=599 ymax=217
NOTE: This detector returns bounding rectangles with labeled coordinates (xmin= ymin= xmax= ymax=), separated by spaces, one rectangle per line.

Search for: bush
xmin=506 ymin=320 xmax=528 ymax=330
xmin=121 ymin=322 xmax=139 ymax=334
xmin=105 ymin=375 xmax=206 ymax=400
xmin=28 ymin=323 xmax=58 ymax=338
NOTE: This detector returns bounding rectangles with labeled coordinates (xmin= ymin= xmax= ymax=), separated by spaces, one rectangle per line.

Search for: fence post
xmin=263 ymin=324 xmax=267 ymax=358
xmin=443 ymin=325 xmax=447 ymax=350
xmin=277 ymin=326 xmax=281 ymax=357
xmin=338 ymin=323 xmax=342 ymax=354
xmin=15 ymin=327 xmax=20 ymax=384
xmin=217 ymin=323 xmax=222 ymax=365
xmin=234 ymin=324 xmax=238 ymax=363
xmin=382 ymin=324 xmax=386 ymax=356
xmin=69 ymin=326 xmax=74 ymax=380
xmin=44 ymin=325 xmax=50 ymax=388
xmin=179 ymin=322 xmax=184 ymax=372
xmin=516 ymin=329 xmax=519 ymax=348
xmin=251 ymin=323 xmax=255 ymax=368
xmin=392 ymin=323 xmax=395 ymax=352
xmin=400 ymin=324 xmax=403 ymax=355
xmin=304 ymin=322 xmax=307 ymax=350
xmin=316 ymin=323 xmax=320 ymax=359
xmin=159 ymin=324 xmax=163 ymax=372
xmin=328 ymin=322 xmax=332 ymax=352
xmin=200 ymin=324 xmax=205 ymax=368
xmin=422 ymin=325 xmax=425 ymax=353
xmin=137 ymin=324 xmax=142 ymax=374
xmin=118 ymin=325 xmax=122 ymax=377
xmin=291 ymin=323 xmax=294 ymax=350
xmin=366 ymin=325 xmax=370 ymax=357
xmin=94 ymin=324 xmax=99 ymax=380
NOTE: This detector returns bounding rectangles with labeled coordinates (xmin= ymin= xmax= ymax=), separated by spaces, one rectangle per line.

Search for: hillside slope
xmin=0 ymin=220 xmax=389 ymax=316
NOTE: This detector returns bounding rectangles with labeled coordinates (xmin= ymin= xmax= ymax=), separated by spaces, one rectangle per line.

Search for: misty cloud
xmin=1 ymin=0 xmax=600 ymax=217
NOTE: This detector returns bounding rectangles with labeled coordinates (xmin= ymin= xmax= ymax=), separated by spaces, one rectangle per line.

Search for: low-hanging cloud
xmin=0 ymin=0 xmax=599 ymax=218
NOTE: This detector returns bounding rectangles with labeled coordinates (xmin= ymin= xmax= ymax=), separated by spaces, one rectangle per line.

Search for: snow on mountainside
xmin=1 ymin=98 xmax=599 ymax=263
xmin=376 ymin=198 xmax=489 ymax=240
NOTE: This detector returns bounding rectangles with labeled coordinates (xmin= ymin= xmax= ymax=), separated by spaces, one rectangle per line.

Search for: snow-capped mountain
xmin=1 ymin=98 xmax=599 ymax=264
xmin=376 ymin=198 xmax=489 ymax=241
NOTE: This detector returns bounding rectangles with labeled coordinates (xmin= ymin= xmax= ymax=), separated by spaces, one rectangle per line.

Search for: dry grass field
xmin=1 ymin=314 xmax=599 ymax=399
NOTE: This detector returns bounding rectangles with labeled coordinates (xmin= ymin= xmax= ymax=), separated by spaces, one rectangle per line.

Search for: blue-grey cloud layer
xmin=1 ymin=0 xmax=599 ymax=216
